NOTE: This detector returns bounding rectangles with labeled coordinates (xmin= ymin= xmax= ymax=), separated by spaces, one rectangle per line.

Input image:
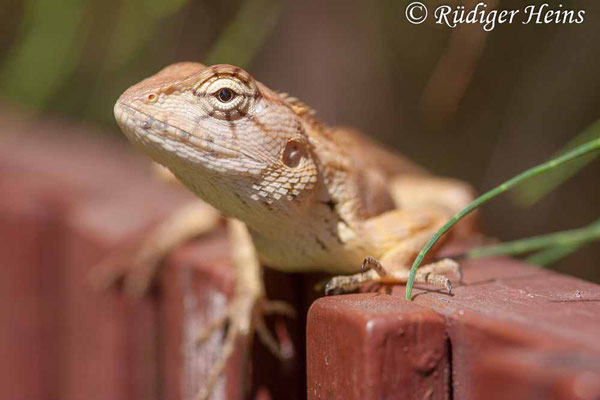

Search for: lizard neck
xmin=167 ymin=149 xmax=372 ymax=273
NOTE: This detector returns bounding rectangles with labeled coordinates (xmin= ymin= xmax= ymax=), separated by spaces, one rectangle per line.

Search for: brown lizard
xmin=112 ymin=62 xmax=476 ymax=399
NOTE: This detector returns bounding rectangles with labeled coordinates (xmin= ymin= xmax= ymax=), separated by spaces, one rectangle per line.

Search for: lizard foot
xmin=324 ymin=256 xmax=460 ymax=295
xmin=194 ymin=296 xmax=296 ymax=400
xmin=89 ymin=202 xmax=222 ymax=297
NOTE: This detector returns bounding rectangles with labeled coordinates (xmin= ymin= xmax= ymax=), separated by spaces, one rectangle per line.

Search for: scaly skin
xmin=114 ymin=62 xmax=476 ymax=399
xmin=115 ymin=63 xmax=473 ymax=273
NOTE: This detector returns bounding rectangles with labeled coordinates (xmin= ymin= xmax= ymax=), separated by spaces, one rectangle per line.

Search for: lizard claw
xmin=325 ymin=277 xmax=349 ymax=296
xmin=324 ymin=272 xmax=373 ymax=296
xmin=260 ymin=299 xmax=297 ymax=318
xmin=325 ymin=257 xmax=460 ymax=296
xmin=324 ymin=281 xmax=337 ymax=296
xmin=325 ymin=257 xmax=383 ymax=295
xmin=193 ymin=296 xmax=296 ymax=400
xmin=254 ymin=299 xmax=296 ymax=360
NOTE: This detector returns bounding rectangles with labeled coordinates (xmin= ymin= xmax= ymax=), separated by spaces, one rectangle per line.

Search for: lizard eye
xmin=216 ymin=88 xmax=234 ymax=103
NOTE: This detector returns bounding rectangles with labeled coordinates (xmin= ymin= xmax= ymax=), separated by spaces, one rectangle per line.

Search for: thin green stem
xmin=405 ymin=138 xmax=600 ymax=300
xmin=526 ymin=242 xmax=586 ymax=266
xmin=467 ymin=219 xmax=600 ymax=258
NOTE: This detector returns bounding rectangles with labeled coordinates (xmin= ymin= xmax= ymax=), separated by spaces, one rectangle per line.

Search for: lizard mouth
xmin=114 ymin=102 xmax=265 ymax=172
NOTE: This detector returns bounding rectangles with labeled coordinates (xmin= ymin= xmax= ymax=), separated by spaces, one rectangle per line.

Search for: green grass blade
xmin=405 ymin=138 xmax=600 ymax=300
xmin=467 ymin=219 xmax=600 ymax=259
xmin=512 ymin=120 xmax=600 ymax=206
xmin=526 ymin=242 xmax=587 ymax=266
xmin=206 ymin=0 xmax=284 ymax=68
xmin=0 ymin=0 xmax=88 ymax=108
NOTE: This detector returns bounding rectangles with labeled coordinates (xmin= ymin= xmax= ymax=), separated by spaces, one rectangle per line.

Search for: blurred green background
xmin=1 ymin=0 xmax=598 ymax=280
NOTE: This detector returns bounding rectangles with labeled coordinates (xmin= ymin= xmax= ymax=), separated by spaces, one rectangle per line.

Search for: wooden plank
xmin=411 ymin=256 xmax=600 ymax=399
xmin=472 ymin=347 xmax=600 ymax=400
xmin=306 ymin=254 xmax=600 ymax=399
xmin=0 ymin=111 xmax=192 ymax=399
xmin=0 ymin=177 xmax=63 ymax=400
xmin=307 ymin=294 xmax=450 ymax=400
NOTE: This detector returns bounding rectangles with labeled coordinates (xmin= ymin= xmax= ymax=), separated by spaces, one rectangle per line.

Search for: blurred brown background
xmin=1 ymin=0 xmax=598 ymax=281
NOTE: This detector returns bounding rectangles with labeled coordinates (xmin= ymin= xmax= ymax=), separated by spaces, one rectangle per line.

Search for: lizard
xmin=111 ymin=62 xmax=477 ymax=399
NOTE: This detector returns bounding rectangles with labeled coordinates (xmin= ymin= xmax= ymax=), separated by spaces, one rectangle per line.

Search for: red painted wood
xmin=306 ymin=255 xmax=600 ymax=399
xmin=0 ymin=177 xmax=63 ymax=400
xmin=473 ymin=348 xmax=600 ymax=400
xmin=0 ymin=113 xmax=192 ymax=399
xmin=307 ymin=294 xmax=450 ymax=400
xmin=410 ymin=256 xmax=600 ymax=399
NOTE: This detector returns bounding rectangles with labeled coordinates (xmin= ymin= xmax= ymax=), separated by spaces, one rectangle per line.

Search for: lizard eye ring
xmin=196 ymin=76 xmax=254 ymax=120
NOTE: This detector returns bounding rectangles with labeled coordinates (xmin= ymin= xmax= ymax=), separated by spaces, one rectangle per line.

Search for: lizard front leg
xmin=90 ymin=200 xmax=223 ymax=295
xmin=325 ymin=256 xmax=459 ymax=295
xmin=325 ymin=218 xmax=461 ymax=295
xmin=323 ymin=175 xmax=478 ymax=295
xmin=92 ymin=204 xmax=293 ymax=399
xmin=193 ymin=219 xmax=294 ymax=400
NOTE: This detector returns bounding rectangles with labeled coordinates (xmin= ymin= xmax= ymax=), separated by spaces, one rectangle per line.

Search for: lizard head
xmin=114 ymin=62 xmax=321 ymax=220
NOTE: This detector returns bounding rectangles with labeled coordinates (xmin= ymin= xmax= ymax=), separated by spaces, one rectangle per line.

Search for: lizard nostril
xmin=146 ymin=93 xmax=157 ymax=103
